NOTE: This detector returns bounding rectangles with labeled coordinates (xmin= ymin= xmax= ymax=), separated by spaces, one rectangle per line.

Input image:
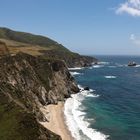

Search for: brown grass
xmin=0 ymin=39 xmax=52 ymax=56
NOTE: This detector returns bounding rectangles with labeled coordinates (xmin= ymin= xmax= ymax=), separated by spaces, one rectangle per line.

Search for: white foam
xmin=118 ymin=64 xmax=124 ymax=67
xmin=64 ymin=85 xmax=108 ymax=140
xmin=89 ymin=67 xmax=93 ymax=69
xmin=80 ymin=90 xmax=99 ymax=98
xmin=104 ymin=76 xmax=116 ymax=79
xmin=115 ymin=63 xmax=126 ymax=67
xmin=135 ymin=65 xmax=140 ymax=67
xmin=98 ymin=62 xmax=109 ymax=65
xmin=108 ymin=66 xmax=117 ymax=68
xmin=92 ymin=65 xmax=103 ymax=68
xmin=92 ymin=62 xmax=109 ymax=69
xmin=70 ymin=72 xmax=83 ymax=76
xmin=78 ymin=84 xmax=84 ymax=89
xmin=125 ymin=64 xmax=140 ymax=68
xmin=78 ymin=84 xmax=99 ymax=105
xmin=68 ymin=67 xmax=84 ymax=70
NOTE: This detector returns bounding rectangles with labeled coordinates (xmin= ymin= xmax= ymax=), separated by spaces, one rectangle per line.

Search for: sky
xmin=0 ymin=0 xmax=140 ymax=55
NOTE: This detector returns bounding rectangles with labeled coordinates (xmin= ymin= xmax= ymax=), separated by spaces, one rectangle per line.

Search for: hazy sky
xmin=0 ymin=0 xmax=140 ymax=55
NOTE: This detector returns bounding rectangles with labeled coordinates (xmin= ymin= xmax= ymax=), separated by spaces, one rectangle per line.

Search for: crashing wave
xmin=70 ymin=72 xmax=83 ymax=76
xmin=104 ymin=76 xmax=116 ymax=79
xmin=68 ymin=67 xmax=84 ymax=70
xmin=98 ymin=62 xmax=109 ymax=65
xmin=92 ymin=65 xmax=103 ymax=68
xmin=64 ymin=85 xmax=109 ymax=140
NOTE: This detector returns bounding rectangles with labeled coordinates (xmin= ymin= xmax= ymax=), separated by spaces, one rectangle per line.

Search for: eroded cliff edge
xmin=0 ymin=52 xmax=79 ymax=140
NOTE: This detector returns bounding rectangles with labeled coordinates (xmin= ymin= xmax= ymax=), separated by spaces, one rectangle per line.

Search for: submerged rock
xmin=128 ymin=62 xmax=137 ymax=67
xmin=84 ymin=87 xmax=90 ymax=91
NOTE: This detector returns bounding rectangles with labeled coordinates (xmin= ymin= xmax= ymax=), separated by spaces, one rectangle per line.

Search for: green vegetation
xmin=0 ymin=27 xmax=69 ymax=52
xmin=0 ymin=93 xmax=60 ymax=140
xmin=0 ymin=53 xmax=62 ymax=140
xmin=0 ymin=94 xmax=40 ymax=140
xmin=0 ymin=27 xmax=97 ymax=67
xmin=0 ymin=96 xmax=60 ymax=140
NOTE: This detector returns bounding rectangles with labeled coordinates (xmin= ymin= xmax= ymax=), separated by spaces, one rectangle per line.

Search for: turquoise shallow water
xmin=68 ymin=56 xmax=140 ymax=140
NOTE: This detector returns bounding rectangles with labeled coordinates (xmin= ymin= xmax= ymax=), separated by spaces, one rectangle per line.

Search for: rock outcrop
xmin=0 ymin=52 xmax=79 ymax=140
xmin=39 ymin=49 xmax=96 ymax=68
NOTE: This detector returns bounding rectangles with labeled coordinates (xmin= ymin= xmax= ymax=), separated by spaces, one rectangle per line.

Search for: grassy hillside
xmin=0 ymin=27 xmax=69 ymax=52
xmin=0 ymin=95 xmax=60 ymax=140
xmin=0 ymin=27 xmax=97 ymax=67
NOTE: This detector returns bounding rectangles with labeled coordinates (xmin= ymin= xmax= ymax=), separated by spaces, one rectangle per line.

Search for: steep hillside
xmin=0 ymin=27 xmax=69 ymax=52
xmin=0 ymin=52 xmax=79 ymax=140
xmin=0 ymin=27 xmax=97 ymax=67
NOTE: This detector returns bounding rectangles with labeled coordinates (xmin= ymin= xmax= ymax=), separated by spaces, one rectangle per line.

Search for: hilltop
xmin=0 ymin=27 xmax=97 ymax=67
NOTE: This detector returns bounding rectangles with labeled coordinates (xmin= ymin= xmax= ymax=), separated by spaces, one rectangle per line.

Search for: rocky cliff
xmin=0 ymin=52 xmax=79 ymax=140
xmin=39 ymin=49 xmax=95 ymax=68
xmin=0 ymin=27 xmax=96 ymax=140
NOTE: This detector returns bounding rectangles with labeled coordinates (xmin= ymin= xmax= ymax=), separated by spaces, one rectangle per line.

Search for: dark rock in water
xmin=128 ymin=62 xmax=137 ymax=67
xmin=84 ymin=87 xmax=90 ymax=91
xmin=83 ymin=63 xmax=92 ymax=67
xmin=94 ymin=62 xmax=98 ymax=65
xmin=83 ymin=63 xmax=88 ymax=67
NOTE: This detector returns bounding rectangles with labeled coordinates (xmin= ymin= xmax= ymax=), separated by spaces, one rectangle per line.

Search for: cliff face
xmin=39 ymin=49 xmax=96 ymax=68
xmin=0 ymin=27 xmax=95 ymax=139
xmin=0 ymin=53 xmax=79 ymax=140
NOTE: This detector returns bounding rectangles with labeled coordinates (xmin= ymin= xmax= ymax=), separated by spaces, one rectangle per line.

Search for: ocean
xmin=64 ymin=55 xmax=140 ymax=140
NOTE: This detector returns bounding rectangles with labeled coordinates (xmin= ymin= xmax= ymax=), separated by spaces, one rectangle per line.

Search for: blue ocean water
xmin=65 ymin=56 xmax=140 ymax=140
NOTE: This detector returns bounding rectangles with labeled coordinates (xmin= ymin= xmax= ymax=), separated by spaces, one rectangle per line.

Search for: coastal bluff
xmin=0 ymin=27 xmax=96 ymax=140
xmin=0 ymin=52 xmax=79 ymax=140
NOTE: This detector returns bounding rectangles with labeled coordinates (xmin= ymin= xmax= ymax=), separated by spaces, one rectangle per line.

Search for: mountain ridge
xmin=0 ymin=27 xmax=72 ymax=53
xmin=0 ymin=27 xmax=97 ymax=67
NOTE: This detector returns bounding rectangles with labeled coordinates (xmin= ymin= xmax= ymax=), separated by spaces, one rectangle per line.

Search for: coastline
xmin=40 ymin=102 xmax=74 ymax=140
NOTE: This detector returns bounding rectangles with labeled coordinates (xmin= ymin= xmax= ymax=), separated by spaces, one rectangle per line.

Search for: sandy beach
xmin=40 ymin=102 xmax=73 ymax=140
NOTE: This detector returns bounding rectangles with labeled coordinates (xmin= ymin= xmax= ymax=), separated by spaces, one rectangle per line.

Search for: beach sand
xmin=40 ymin=102 xmax=73 ymax=140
